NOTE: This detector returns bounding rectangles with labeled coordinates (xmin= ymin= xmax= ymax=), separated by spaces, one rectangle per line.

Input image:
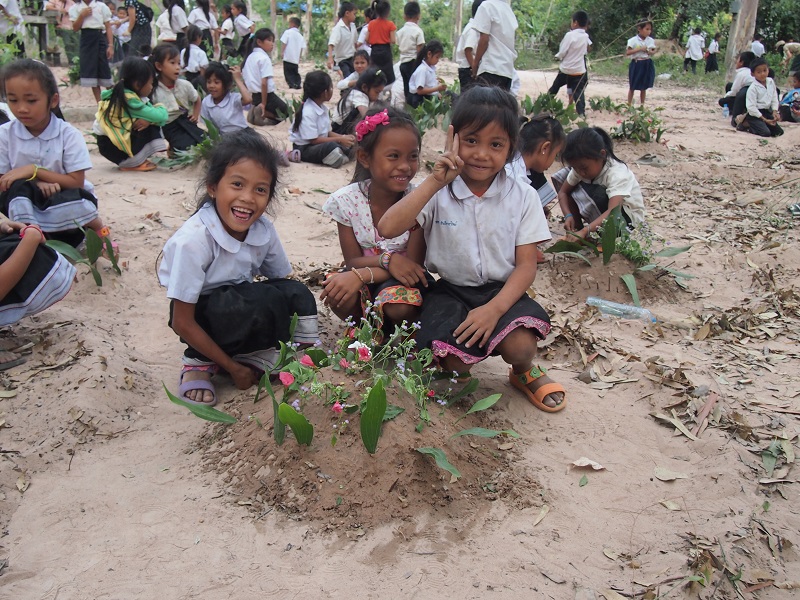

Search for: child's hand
xmin=0 ymin=165 xmax=36 ymax=191
xmin=454 ymin=304 xmax=502 ymax=349
xmin=563 ymin=215 xmax=577 ymax=231
xmin=388 ymin=254 xmax=428 ymax=288
xmin=229 ymin=362 xmax=258 ymax=390
xmin=188 ymin=112 xmax=199 ymax=123
xmin=339 ymin=135 xmax=356 ymax=149
xmin=432 ymin=126 xmax=464 ymax=186
xmin=438 ymin=83 xmax=447 ymax=92
xmin=320 ymin=271 xmax=362 ymax=307
xmin=229 ymin=65 xmax=242 ymax=76
xmin=132 ymin=118 xmax=150 ymax=131
xmin=0 ymin=220 xmax=26 ymax=235
xmin=36 ymin=181 xmax=61 ymax=199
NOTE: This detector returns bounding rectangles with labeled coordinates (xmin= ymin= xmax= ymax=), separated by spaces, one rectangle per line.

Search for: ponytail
xmin=561 ymin=126 xmax=625 ymax=165
xmin=294 ymin=70 xmax=332 ymax=133
xmin=415 ymin=39 xmax=444 ymax=68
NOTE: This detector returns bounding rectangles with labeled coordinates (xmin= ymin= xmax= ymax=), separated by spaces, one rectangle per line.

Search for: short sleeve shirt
xmin=472 ymin=0 xmax=518 ymax=79
xmin=242 ymin=47 xmax=275 ymax=93
xmin=152 ymin=79 xmax=198 ymax=123
xmin=220 ymin=16 xmax=234 ymax=40
xmin=455 ymin=20 xmax=479 ymax=68
xmin=417 ymin=170 xmax=551 ymax=286
xmin=233 ymin=13 xmax=252 ymax=36
xmin=169 ymin=4 xmax=188 ymax=31
xmin=627 ymin=35 xmax=655 ymax=60
xmin=332 ymin=89 xmax=368 ymax=124
xmin=181 ymin=44 xmax=209 ymax=73
xmin=328 ymin=18 xmax=357 ymax=61
xmin=188 ymin=7 xmax=217 ymax=30
xmin=410 ymin=61 xmax=438 ymax=94
xmin=159 ymin=203 xmax=291 ymax=303
xmin=289 ymin=99 xmax=330 ymax=145
xmin=566 ymin=160 xmax=646 ymax=226
xmin=397 ymin=22 xmax=424 ymax=63
xmin=200 ymin=92 xmax=247 ymax=134
xmin=322 ymin=181 xmax=414 ymax=254
xmin=280 ymin=27 xmax=306 ymax=64
xmin=366 ymin=18 xmax=395 ymax=45
xmin=686 ymin=34 xmax=704 ymax=60
xmin=68 ymin=0 xmax=111 ymax=29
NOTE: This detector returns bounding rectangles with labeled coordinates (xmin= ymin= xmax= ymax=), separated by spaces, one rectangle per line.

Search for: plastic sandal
xmin=120 ymin=160 xmax=157 ymax=172
xmin=508 ymin=365 xmax=566 ymax=413
xmin=178 ymin=367 xmax=217 ymax=407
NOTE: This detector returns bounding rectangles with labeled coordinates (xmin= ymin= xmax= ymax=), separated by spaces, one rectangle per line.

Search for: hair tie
xmin=355 ymin=108 xmax=390 ymax=142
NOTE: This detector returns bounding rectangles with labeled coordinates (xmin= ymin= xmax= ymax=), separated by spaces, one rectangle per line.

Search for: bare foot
xmin=180 ymin=370 xmax=215 ymax=405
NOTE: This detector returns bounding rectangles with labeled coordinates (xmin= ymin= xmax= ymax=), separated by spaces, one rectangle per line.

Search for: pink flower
xmin=300 ymin=354 xmax=315 ymax=367
xmin=332 ymin=402 xmax=343 ymax=414
xmin=339 ymin=358 xmax=350 ymax=369
xmin=357 ymin=346 xmax=371 ymax=362
xmin=427 ymin=390 xmax=435 ymax=398
xmin=348 ymin=328 xmax=356 ymax=339
xmin=278 ymin=371 xmax=295 ymax=386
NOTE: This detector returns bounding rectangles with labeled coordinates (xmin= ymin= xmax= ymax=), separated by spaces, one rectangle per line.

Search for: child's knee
xmin=382 ymin=302 xmax=419 ymax=324
xmin=497 ymin=328 xmax=539 ymax=364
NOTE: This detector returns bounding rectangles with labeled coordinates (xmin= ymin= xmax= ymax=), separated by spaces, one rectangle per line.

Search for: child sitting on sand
xmin=200 ymin=62 xmax=252 ymax=134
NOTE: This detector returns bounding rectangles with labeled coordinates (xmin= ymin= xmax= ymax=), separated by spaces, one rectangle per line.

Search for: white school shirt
xmin=510 ymin=70 xmax=521 ymax=96
xmin=357 ymin=23 xmax=370 ymax=54
xmin=243 ymin=47 xmax=276 ymax=93
xmin=555 ymin=28 xmax=591 ymax=74
xmin=626 ymin=35 xmax=655 ymax=60
xmin=708 ymin=39 xmax=719 ymax=54
xmin=159 ymin=203 xmax=291 ymax=304
xmin=505 ymin=153 xmax=556 ymax=206
xmin=280 ymin=27 xmax=306 ymax=64
xmin=115 ymin=21 xmax=130 ymax=43
xmin=726 ymin=66 xmax=754 ymax=97
xmin=219 ymin=17 xmax=234 ymax=40
xmin=746 ymin=78 xmax=778 ymax=116
xmin=0 ymin=117 xmax=96 ymax=196
xmin=200 ymin=92 xmax=248 ymax=134
xmin=751 ymin=40 xmax=765 ymax=57
xmin=409 ymin=61 xmax=438 ymax=95
xmin=233 ymin=13 xmax=253 ymax=36
xmin=397 ymin=21 xmax=424 ymax=63
xmin=332 ymin=89 xmax=368 ymax=124
xmin=188 ymin=7 xmax=217 ymax=31
xmin=686 ymin=34 xmax=704 ymax=60
xmin=0 ymin=0 xmax=23 ymax=36
xmin=565 ymin=160 xmax=645 ymax=226
xmin=455 ymin=19 xmax=479 ymax=69
xmin=328 ymin=18 xmax=357 ymax=62
xmin=417 ymin=170 xmax=551 ymax=287
xmin=169 ymin=5 xmax=188 ymax=32
xmin=152 ymin=79 xmax=198 ymax=123
xmin=289 ymin=99 xmax=330 ymax=145
xmin=156 ymin=10 xmax=176 ymax=41
xmin=181 ymin=44 xmax=209 ymax=73
xmin=68 ymin=0 xmax=111 ymax=29
xmin=472 ymin=0 xmax=517 ymax=79
xmin=336 ymin=71 xmax=358 ymax=90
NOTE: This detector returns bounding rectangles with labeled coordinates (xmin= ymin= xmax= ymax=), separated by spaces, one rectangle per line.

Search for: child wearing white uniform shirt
xmin=740 ymin=58 xmax=783 ymax=137
xmin=454 ymin=6 xmax=479 ymax=92
xmin=719 ymin=51 xmax=756 ymax=114
xmin=280 ymin=17 xmax=306 ymax=89
xmin=397 ymin=2 xmax=424 ymax=101
xmin=231 ymin=1 xmax=254 ymax=58
xmin=218 ymin=5 xmax=234 ymax=57
xmin=69 ymin=0 xmax=114 ymax=101
xmin=683 ymin=28 xmax=704 ymax=74
xmin=326 ymin=2 xmax=357 ymax=77
xmin=705 ymin=32 xmax=721 ymax=73
xmin=548 ymin=10 xmax=591 ymax=115
xmin=408 ymin=40 xmax=445 ymax=108
xmin=471 ymin=0 xmax=517 ymax=90
xmin=626 ymin=20 xmax=656 ymax=106
xmin=242 ymin=29 xmax=288 ymax=124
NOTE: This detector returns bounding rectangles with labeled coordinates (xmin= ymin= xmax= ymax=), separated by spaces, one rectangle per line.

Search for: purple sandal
xmin=178 ymin=370 xmax=217 ymax=407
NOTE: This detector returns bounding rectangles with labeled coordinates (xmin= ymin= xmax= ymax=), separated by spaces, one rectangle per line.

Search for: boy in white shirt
xmin=327 ymin=2 xmax=357 ymax=77
xmin=718 ymin=50 xmax=755 ymax=113
xmin=548 ymin=10 xmax=591 ymax=115
xmin=739 ymin=57 xmax=782 ymax=137
xmin=683 ymin=27 xmax=704 ymax=74
xmin=750 ymin=34 xmax=765 ymax=58
xmin=396 ymin=2 xmax=425 ymax=102
xmin=471 ymin=0 xmax=517 ymax=91
xmin=280 ymin=17 xmax=305 ymax=89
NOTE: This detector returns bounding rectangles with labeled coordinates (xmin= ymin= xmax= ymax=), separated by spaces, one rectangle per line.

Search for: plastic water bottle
xmin=722 ymin=105 xmax=730 ymax=118
xmin=586 ymin=297 xmax=657 ymax=323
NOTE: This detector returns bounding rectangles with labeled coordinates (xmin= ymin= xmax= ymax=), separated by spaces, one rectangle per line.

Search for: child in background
xmin=188 ymin=0 xmax=218 ymax=58
xmin=332 ymin=67 xmax=386 ymax=134
xmin=218 ymin=5 xmax=235 ymax=58
xmin=200 ymin=62 xmax=252 ymax=134
xmin=231 ymin=0 xmax=254 ymax=59
xmin=408 ymin=40 xmax=445 ymax=108
xmin=356 ymin=6 xmax=373 ymax=55
xmin=0 ymin=60 xmax=111 ymax=248
xmin=150 ymin=43 xmax=206 ymax=151
xmin=280 ymin=17 xmax=306 ymax=90
xmin=156 ymin=0 xmax=177 ymax=43
xmin=738 ymin=58 xmax=783 ymax=137
xmin=779 ymin=72 xmax=800 ymax=122
xmin=683 ymin=27 xmax=704 ymax=74
xmin=181 ymin=25 xmax=209 ymax=88
xmin=397 ymin=1 xmax=425 ymax=103
xmin=337 ymin=49 xmax=369 ymax=91
xmin=750 ymin=33 xmax=765 ymax=57
xmin=554 ymin=127 xmax=646 ymax=239
xmin=69 ymin=0 xmax=114 ymax=102
xmin=322 ymin=106 xmax=429 ymax=336
xmin=94 ymin=57 xmax=168 ymax=172
xmin=327 ymin=2 xmax=358 ymax=77
xmin=167 ymin=0 xmax=189 ymax=48
xmin=378 ymin=86 xmax=564 ymax=411
xmin=719 ymin=51 xmax=755 ymax=113
xmin=454 ymin=0 xmax=482 ymax=93
xmin=159 ymin=129 xmax=318 ymax=407
xmin=289 ymin=71 xmax=355 ymax=168
xmin=242 ymin=28 xmax=288 ymax=125
xmin=549 ymin=10 xmax=591 ymax=115
xmin=113 ymin=6 xmax=131 ymax=63
xmin=626 ymin=19 xmax=656 ymax=106
xmin=364 ymin=0 xmax=396 ymax=84
xmin=705 ymin=32 xmax=721 ymax=73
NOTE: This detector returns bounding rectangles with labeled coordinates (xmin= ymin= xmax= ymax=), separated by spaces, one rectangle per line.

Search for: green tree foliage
xmin=757 ymin=0 xmax=800 ymax=47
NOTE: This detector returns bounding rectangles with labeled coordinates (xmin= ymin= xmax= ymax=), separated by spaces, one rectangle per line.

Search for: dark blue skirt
xmin=629 ymin=59 xmax=655 ymax=91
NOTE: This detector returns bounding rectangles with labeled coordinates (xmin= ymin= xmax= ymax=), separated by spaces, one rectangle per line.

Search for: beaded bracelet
xmin=351 ymin=268 xmax=366 ymax=284
xmin=380 ymin=250 xmax=393 ymax=271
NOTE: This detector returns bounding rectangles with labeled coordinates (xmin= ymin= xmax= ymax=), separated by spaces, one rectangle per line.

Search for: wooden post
xmin=452 ymin=0 xmax=463 ymax=61
xmin=304 ymin=0 xmax=312 ymax=59
xmin=724 ymin=0 xmax=759 ymax=82
xmin=271 ymin=0 xmax=277 ymax=33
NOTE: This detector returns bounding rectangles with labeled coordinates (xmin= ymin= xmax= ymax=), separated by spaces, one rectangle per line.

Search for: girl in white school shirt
xmin=378 ymin=86 xmax=567 ymax=413
xmin=230 ymin=0 xmax=254 ymax=59
xmin=408 ymin=40 xmax=446 ymax=108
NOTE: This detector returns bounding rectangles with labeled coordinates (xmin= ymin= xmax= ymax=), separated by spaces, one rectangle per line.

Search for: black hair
xmin=139 ymin=43 xmax=152 ymax=56
xmin=184 ymin=25 xmax=203 ymax=66
xmin=101 ymin=57 xmax=155 ymax=127
xmin=354 ymin=48 xmax=370 ymax=63
xmin=371 ymin=0 xmax=390 ymax=19
xmin=198 ymin=128 xmax=281 ymax=213
xmin=451 ymin=85 xmax=519 ymax=161
xmin=150 ymin=43 xmax=180 ymax=85
xmin=572 ymin=10 xmax=588 ymax=28
xmin=403 ymin=1 xmax=420 ymax=18
xmin=749 ymin=57 xmax=768 ymax=73
xmin=168 ymin=0 xmax=186 ymax=32
xmin=561 ymin=126 xmax=623 ymax=166
xmin=519 ymin=114 xmax=566 ymax=156
xmin=289 ymin=16 xmax=301 ymax=27
xmin=352 ymin=105 xmax=421 ymax=186
xmin=231 ymin=0 xmax=247 ymax=15
xmin=337 ymin=66 xmax=387 ymax=117
xmin=693 ymin=27 xmax=701 ymax=35
xmin=293 ymin=70 xmax=332 ymax=133
xmin=636 ymin=19 xmax=652 ymax=31
xmin=415 ymin=39 xmax=444 ymax=68
xmin=220 ymin=4 xmax=231 ymax=17
xmin=470 ymin=0 xmax=484 ymax=18
xmin=363 ymin=7 xmax=374 ymax=19
xmin=738 ymin=50 xmax=756 ymax=68
xmin=1 ymin=59 xmax=64 ymax=121
xmin=195 ymin=0 xmax=211 ymax=22
xmin=714 ymin=32 xmax=721 ymax=40
xmin=204 ymin=61 xmax=234 ymax=90
xmin=339 ymin=1 xmax=355 ymax=18
xmin=753 ymin=33 xmax=762 ymax=40
xmin=247 ymin=27 xmax=275 ymax=55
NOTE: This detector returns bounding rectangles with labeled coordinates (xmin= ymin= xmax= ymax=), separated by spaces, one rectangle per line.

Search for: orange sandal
xmin=509 ymin=365 xmax=567 ymax=413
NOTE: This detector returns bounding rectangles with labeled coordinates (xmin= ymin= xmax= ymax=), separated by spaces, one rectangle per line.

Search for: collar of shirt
xmin=198 ymin=204 xmax=270 ymax=253
xmin=15 ymin=114 xmax=60 ymax=141
xmin=306 ymin=99 xmax=327 ymax=118
xmin=450 ymin=169 xmax=510 ymax=201
xmin=209 ymin=92 xmax=233 ymax=109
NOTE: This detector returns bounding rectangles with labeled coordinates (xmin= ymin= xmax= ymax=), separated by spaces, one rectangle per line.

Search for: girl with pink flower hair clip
xmin=321 ymin=106 xmax=432 ymax=343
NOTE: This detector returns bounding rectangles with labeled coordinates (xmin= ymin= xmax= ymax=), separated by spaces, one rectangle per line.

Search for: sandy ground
xmin=0 ymin=60 xmax=799 ymax=599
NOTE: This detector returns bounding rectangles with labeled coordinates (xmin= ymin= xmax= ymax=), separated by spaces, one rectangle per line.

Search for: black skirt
xmin=162 ymin=115 xmax=206 ymax=151
xmin=129 ymin=23 xmax=151 ymax=57
xmin=97 ymin=125 xmax=167 ymax=166
xmin=78 ymin=29 xmax=112 ymax=87
xmin=415 ymin=280 xmax=551 ymax=365
xmin=628 ymin=59 xmax=655 ymax=90
xmin=370 ymin=44 xmax=395 ymax=83
xmin=0 ymin=179 xmax=98 ymax=237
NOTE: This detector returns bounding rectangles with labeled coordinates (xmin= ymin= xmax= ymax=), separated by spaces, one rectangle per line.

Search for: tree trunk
xmin=333 ymin=0 xmax=339 ymax=24
xmin=669 ymin=3 xmax=687 ymax=40
xmin=304 ymin=0 xmax=312 ymax=59
xmin=270 ymin=0 xmax=277 ymax=33
xmin=452 ymin=0 xmax=463 ymax=61
xmin=725 ymin=0 xmax=759 ymax=82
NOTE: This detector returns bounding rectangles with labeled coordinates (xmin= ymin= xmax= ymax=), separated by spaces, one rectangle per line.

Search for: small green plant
xmin=588 ymin=96 xmax=626 ymax=113
xmin=610 ymin=105 xmax=666 ymax=143
xmin=46 ymin=224 xmax=121 ymax=286
xmin=155 ymin=117 xmax=221 ymax=167
xmin=276 ymin=96 xmax=302 ymax=123
xmin=62 ymin=56 xmax=80 ymax=87
xmin=223 ymin=55 xmax=243 ymax=68
xmin=409 ymin=86 xmax=456 ymax=136
xmin=520 ymin=93 xmax=586 ymax=130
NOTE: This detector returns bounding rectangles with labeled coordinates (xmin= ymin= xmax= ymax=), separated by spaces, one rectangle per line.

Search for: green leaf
xmin=445 ymin=376 xmax=479 ymax=407
xmin=163 ymin=382 xmax=236 ymax=424
xmin=620 ymin=273 xmax=641 ymax=307
xmin=311 ymin=188 xmax=332 ymax=194
xmin=272 ymin=398 xmax=286 ymax=444
xmin=46 ymin=239 xmax=86 ymax=263
xmin=416 ymin=447 xmax=461 ymax=480
xmin=653 ymin=245 xmax=691 ymax=258
xmin=464 ymin=393 xmax=501 ymax=417
xmin=544 ymin=240 xmax=587 ymax=254
xmin=277 ymin=402 xmax=313 ymax=445
xmin=579 ymin=474 xmax=588 ymax=487
xmin=637 ymin=263 xmax=658 ymax=272
xmin=303 ymin=348 xmax=329 ymax=367
xmin=102 ymin=237 xmax=121 ymax=275
xmin=663 ymin=267 xmax=696 ymax=279
xmin=288 ymin=312 xmax=299 ymax=341
xmin=601 ymin=211 xmax=619 ymax=265
xmin=254 ymin=371 xmax=275 ymax=404
xmin=89 ymin=265 xmax=103 ymax=287
xmin=360 ymin=378 xmax=387 ymax=454
xmin=84 ymin=227 xmax=103 ymax=264
xmin=554 ymin=251 xmax=592 ymax=265
xmin=451 ymin=427 xmax=520 ymax=439
xmin=383 ymin=404 xmax=405 ymax=421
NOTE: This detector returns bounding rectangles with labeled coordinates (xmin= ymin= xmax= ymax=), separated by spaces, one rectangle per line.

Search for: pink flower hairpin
xmin=355 ymin=109 xmax=390 ymax=141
